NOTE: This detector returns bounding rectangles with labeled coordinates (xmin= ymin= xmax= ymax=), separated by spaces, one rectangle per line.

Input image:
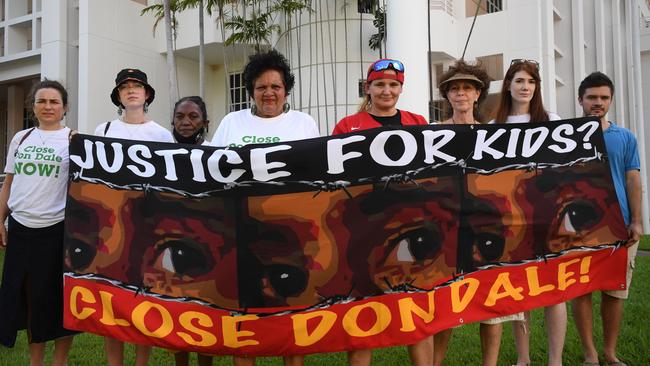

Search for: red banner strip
xmin=64 ymin=247 xmax=626 ymax=356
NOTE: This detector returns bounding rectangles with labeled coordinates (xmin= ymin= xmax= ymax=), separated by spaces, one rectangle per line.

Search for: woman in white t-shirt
xmin=0 ymin=80 xmax=76 ymax=365
xmin=95 ymin=68 xmax=174 ymax=143
xmin=211 ymin=49 xmax=319 ymax=148
xmin=215 ymin=50 xmax=318 ymax=366
xmin=97 ymin=68 xmax=173 ymax=366
xmin=492 ymin=59 xmax=563 ymax=366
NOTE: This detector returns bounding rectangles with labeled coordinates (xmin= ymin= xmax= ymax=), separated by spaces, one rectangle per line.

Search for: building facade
xmin=1 ymin=0 xmax=649 ymax=230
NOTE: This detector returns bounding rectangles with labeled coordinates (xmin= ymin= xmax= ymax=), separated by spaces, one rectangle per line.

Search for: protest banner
xmin=63 ymin=117 xmax=628 ymax=356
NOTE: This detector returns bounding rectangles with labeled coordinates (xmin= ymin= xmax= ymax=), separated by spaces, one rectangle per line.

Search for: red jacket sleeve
xmin=332 ymin=120 xmax=348 ymax=135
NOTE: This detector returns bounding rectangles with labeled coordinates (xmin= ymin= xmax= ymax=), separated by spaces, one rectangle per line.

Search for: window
xmin=27 ymin=25 xmax=32 ymax=50
xmin=476 ymin=53 xmax=504 ymax=81
xmin=486 ymin=0 xmax=503 ymax=13
xmin=358 ymin=0 xmax=374 ymax=14
xmin=431 ymin=100 xmax=449 ymax=122
xmin=434 ymin=63 xmax=444 ymax=89
xmin=23 ymin=107 xmax=34 ymax=129
xmin=229 ymin=72 xmax=250 ymax=112
xmin=465 ymin=0 xmax=502 ymax=16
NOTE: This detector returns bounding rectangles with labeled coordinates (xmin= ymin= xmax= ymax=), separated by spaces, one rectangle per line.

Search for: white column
xmin=594 ymin=0 xmax=608 ymax=71
xmin=612 ymin=0 xmax=626 ymax=124
xmin=539 ymin=0 xmax=557 ymax=113
xmin=385 ymin=0 xmax=429 ymax=118
xmin=630 ymin=2 xmax=650 ymax=233
xmin=40 ymin=0 xmax=67 ymax=83
xmin=571 ymin=0 xmax=586 ymax=116
xmin=77 ymin=0 xmax=91 ymax=134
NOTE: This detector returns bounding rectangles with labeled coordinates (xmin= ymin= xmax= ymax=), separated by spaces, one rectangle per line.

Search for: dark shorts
xmin=0 ymin=216 xmax=76 ymax=347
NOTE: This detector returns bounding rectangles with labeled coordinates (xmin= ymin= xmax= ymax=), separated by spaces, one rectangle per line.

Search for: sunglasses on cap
xmin=510 ymin=58 xmax=540 ymax=69
xmin=369 ymin=59 xmax=405 ymax=75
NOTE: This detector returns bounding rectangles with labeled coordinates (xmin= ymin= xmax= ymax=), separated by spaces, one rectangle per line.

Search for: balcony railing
xmin=431 ymin=0 xmax=455 ymax=18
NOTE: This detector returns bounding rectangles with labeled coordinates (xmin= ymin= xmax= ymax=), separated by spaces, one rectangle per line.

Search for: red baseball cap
xmin=366 ymin=59 xmax=405 ymax=84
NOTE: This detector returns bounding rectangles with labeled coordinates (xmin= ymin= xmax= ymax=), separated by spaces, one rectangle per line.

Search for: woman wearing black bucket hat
xmin=95 ymin=68 xmax=174 ymax=143
xmin=95 ymin=68 xmax=172 ymax=366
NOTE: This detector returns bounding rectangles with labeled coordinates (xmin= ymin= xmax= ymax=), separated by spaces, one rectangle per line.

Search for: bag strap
xmin=103 ymin=121 xmax=112 ymax=136
xmin=13 ymin=127 xmax=35 ymax=157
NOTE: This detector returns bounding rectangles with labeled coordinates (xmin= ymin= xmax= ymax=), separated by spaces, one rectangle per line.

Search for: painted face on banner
xmin=462 ymin=163 xmax=627 ymax=269
xmin=64 ymin=183 xmax=240 ymax=309
xmin=514 ymin=164 xmax=627 ymax=253
xmin=325 ymin=177 xmax=460 ymax=295
xmin=239 ymin=191 xmax=344 ymax=308
xmin=238 ymin=177 xmax=460 ymax=308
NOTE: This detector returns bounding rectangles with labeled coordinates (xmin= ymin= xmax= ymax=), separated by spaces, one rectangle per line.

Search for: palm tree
xmin=211 ymin=0 xmax=239 ymax=110
xmin=224 ymin=1 xmax=280 ymax=53
xmin=176 ymin=0 xmax=216 ymax=99
xmin=141 ymin=0 xmax=179 ymax=116
xmin=141 ymin=0 xmax=182 ymax=39
xmin=271 ymin=0 xmax=312 ymax=108
xmin=176 ymin=0 xmax=209 ymax=98
xmin=163 ymin=0 xmax=179 ymax=114
xmin=368 ymin=5 xmax=385 ymax=57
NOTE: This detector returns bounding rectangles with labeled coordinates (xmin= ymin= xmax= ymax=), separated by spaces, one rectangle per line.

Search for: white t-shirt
xmin=210 ymin=109 xmax=320 ymax=148
xmin=4 ymin=127 xmax=71 ymax=228
xmin=489 ymin=112 xmax=561 ymax=124
xmin=95 ymin=119 xmax=174 ymax=142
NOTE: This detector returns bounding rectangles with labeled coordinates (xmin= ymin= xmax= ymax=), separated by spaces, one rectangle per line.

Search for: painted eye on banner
xmin=391 ymin=226 xmax=442 ymax=263
xmin=473 ymin=232 xmax=505 ymax=263
xmin=264 ymin=264 xmax=308 ymax=298
xmin=64 ymin=238 xmax=97 ymax=271
xmin=557 ymin=200 xmax=601 ymax=235
xmin=155 ymin=239 xmax=212 ymax=277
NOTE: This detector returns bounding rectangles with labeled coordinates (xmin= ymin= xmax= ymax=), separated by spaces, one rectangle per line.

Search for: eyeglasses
xmin=510 ymin=59 xmax=539 ymax=69
xmin=369 ymin=59 xmax=405 ymax=75
xmin=118 ymin=82 xmax=145 ymax=91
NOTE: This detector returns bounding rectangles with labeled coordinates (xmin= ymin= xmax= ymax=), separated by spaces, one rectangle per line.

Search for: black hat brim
xmin=110 ymin=79 xmax=156 ymax=107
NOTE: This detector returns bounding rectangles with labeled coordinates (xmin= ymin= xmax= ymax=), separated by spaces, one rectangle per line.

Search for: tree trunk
xmin=199 ymin=0 xmax=205 ymax=99
xmin=163 ymin=0 xmax=179 ymax=117
xmin=217 ymin=4 xmax=231 ymax=111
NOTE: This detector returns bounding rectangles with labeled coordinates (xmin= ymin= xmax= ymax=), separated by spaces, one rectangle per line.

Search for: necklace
xmin=451 ymin=117 xmax=478 ymax=125
xmin=120 ymin=120 xmax=146 ymax=140
xmin=35 ymin=127 xmax=63 ymax=145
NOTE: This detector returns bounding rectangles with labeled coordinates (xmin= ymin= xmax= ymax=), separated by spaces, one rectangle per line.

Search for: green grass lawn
xmin=1 ymin=244 xmax=649 ymax=365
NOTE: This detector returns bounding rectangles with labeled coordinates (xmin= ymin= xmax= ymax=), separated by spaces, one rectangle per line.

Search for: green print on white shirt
xmin=14 ymin=144 xmax=64 ymax=178
xmin=229 ymin=135 xmax=282 ymax=148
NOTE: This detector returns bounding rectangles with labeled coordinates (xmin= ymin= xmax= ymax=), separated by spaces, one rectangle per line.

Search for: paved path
xmin=638 ymin=250 xmax=650 ymax=257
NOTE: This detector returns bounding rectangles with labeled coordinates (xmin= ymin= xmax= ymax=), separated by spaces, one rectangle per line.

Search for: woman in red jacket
xmin=332 ymin=59 xmax=431 ymax=366
xmin=332 ymin=58 xmax=427 ymax=135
